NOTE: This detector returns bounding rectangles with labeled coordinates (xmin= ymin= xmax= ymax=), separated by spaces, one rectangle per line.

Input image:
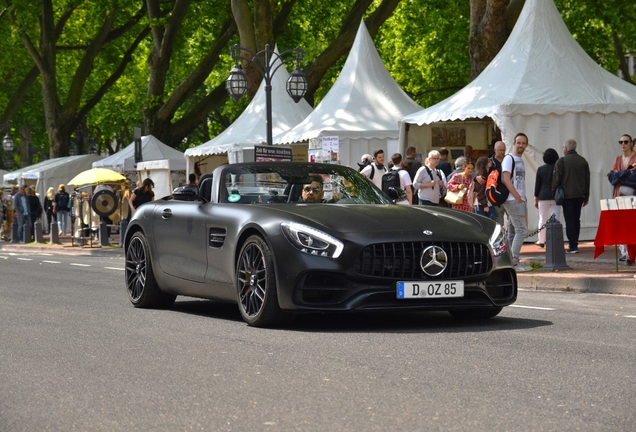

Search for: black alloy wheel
xmin=125 ymin=232 xmax=175 ymax=308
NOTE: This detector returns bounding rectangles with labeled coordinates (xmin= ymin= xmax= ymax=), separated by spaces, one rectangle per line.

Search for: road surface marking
xmin=510 ymin=305 xmax=556 ymax=311
xmin=624 ymin=315 xmax=636 ymax=319
xmin=104 ymin=267 xmax=125 ymax=271
xmin=70 ymin=263 xmax=91 ymax=267
xmin=17 ymin=258 xmax=33 ymax=261
xmin=42 ymin=260 xmax=61 ymax=264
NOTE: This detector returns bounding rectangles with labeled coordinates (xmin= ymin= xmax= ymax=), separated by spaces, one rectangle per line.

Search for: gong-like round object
xmin=91 ymin=189 xmax=118 ymax=217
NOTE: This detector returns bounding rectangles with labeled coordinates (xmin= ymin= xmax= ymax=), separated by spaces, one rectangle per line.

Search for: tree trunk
xmin=469 ymin=0 xmax=510 ymax=80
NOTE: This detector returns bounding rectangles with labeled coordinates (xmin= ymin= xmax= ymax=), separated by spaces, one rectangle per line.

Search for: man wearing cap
xmin=360 ymin=148 xmax=387 ymax=189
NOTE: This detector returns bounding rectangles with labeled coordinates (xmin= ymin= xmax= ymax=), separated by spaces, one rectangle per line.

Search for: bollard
xmin=99 ymin=219 xmax=109 ymax=247
xmin=544 ymin=219 xmax=570 ymax=271
xmin=34 ymin=219 xmax=44 ymax=243
xmin=11 ymin=220 xmax=19 ymax=243
xmin=23 ymin=223 xmax=32 ymax=244
xmin=50 ymin=221 xmax=61 ymax=244
xmin=118 ymin=219 xmax=128 ymax=248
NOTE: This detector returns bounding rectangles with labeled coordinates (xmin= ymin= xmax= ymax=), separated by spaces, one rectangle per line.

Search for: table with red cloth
xmin=594 ymin=209 xmax=636 ymax=263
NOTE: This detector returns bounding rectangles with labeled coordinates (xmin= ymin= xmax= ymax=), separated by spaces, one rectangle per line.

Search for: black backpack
xmin=486 ymin=154 xmax=515 ymax=206
xmin=382 ymin=169 xmax=404 ymax=198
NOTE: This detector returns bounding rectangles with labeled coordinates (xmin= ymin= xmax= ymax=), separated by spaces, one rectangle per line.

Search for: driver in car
xmin=299 ymin=176 xmax=326 ymax=203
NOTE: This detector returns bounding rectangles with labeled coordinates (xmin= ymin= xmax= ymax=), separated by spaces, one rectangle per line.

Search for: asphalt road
xmin=1 ymin=251 xmax=635 ymax=431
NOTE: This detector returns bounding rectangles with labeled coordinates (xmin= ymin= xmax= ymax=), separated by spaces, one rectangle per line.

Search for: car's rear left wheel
xmin=236 ymin=235 xmax=283 ymax=327
xmin=125 ymin=232 xmax=176 ymax=308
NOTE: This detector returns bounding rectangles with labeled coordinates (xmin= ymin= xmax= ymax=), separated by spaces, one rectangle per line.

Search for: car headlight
xmin=489 ymin=223 xmax=508 ymax=257
xmin=281 ymin=222 xmax=344 ymax=258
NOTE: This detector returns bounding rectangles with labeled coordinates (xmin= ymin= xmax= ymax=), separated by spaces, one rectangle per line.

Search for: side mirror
xmin=386 ymin=187 xmax=403 ymax=203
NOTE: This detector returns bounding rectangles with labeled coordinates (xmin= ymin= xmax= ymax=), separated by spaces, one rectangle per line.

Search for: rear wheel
xmin=236 ymin=235 xmax=282 ymax=327
xmin=448 ymin=307 xmax=503 ymax=319
xmin=125 ymin=232 xmax=176 ymax=308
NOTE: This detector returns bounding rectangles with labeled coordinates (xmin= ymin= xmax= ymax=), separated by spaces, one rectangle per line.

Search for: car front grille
xmin=354 ymin=241 xmax=492 ymax=280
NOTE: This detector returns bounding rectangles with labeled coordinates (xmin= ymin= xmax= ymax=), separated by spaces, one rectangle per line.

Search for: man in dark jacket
xmin=552 ymin=139 xmax=590 ymax=254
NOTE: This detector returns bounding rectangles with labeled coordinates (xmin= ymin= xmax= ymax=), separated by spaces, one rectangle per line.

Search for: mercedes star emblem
xmin=420 ymin=245 xmax=447 ymax=277
xmin=423 ymin=230 xmax=433 ymax=235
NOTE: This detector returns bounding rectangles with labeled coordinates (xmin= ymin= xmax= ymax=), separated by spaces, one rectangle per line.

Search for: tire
xmin=236 ymin=235 xmax=283 ymax=327
xmin=448 ymin=307 xmax=503 ymax=320
xmin=125 ymin=231 xmax=176 ymax=308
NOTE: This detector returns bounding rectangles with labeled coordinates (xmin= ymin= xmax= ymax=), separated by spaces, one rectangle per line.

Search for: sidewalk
xmin=0 ymin=232 xmax=124 ymax=257
xmin=2 ymin=233 xmax=635 ymax=296
xmin=517 ymin=241 xmax=636 ymax=296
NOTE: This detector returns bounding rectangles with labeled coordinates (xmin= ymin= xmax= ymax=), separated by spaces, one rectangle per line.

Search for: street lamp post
xmin=225 ymin=44 xmax=308 ymax=146
xmin=2 ymin=122 xmax=15 ymax=169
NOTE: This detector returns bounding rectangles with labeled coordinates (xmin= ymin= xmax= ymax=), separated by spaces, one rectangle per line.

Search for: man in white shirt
xmin=388 ymin=153 xmax=413 ymax=206
xmin=360 ymin=148 xmax=387 ymax=189
xmin=413 ymin=150 xmax=446 ymax=206
xmin=502 ymin=133 xmax=529 ymax=272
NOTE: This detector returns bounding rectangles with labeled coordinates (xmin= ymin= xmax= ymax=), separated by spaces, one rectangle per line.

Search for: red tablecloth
xmin=594 ymin=209 xmax=636 ymax=261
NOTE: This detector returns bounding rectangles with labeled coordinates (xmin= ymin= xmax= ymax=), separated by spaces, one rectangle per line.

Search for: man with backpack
xmin=502 ymin=133 xmax=530 ymax=272
xmin=360 ymin=148 xmax=387 ymax=189
xmin=413 ymin=150 xmax=446 ymax=206
xmin=382 ymin=153 xmax=412 ymax=205
xmin=489 ymin=141 xmax=507 ymax=225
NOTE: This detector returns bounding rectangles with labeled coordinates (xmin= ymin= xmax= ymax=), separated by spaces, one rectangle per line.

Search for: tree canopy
xmin=0 ymin=0 xmax=633 ymax=170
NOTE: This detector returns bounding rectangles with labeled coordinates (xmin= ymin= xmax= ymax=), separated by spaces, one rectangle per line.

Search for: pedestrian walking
xmin=533 ymin=148 xmax=560 ymax=247
xmin=552 ymin=138 xmax=590 ymax=254
xmin=502 ymin=133 xmax=529 ymax=272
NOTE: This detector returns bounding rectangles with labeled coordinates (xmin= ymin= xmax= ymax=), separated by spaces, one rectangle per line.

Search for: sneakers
xmin=515 ymin=264 xmax=532 ymax=272
xmin=619 ymin=254 xmax=628 ymax=262
xmin=535 ymin=241 xmax=545 ymax=248
xmin=566 ymin=248 xmax=579 ymax=254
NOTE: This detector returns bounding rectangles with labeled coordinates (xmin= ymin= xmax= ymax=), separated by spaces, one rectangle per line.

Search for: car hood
xmin=267 ymin=204 xmax=493 ymax=243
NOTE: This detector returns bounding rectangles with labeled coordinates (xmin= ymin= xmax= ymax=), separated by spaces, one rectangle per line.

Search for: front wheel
xmin=236 ymin=235 xmax=283 ymax=327
xmin=125 ymin=231 xmax=176 ymax=308
xmin=448 ymin=307 xmax=503 ymax=319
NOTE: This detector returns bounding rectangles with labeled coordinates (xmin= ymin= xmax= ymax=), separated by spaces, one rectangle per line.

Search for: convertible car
xmin=124 ymin=162 xmax=517 ymax=327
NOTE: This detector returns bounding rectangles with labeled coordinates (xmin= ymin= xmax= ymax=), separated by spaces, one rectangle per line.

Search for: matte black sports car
xmin=124 ymin=162 xmax=517 ymax=327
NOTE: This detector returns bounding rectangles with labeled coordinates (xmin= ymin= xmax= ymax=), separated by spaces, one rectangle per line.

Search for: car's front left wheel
xmin=236 ymin=235 xmax=283 ymax=327
xmin=125 ymin=231 xmax=176 ymax=308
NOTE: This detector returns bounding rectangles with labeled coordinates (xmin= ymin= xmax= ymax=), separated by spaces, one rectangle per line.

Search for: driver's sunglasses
xmin=303 ymin=186 xmax=321 ymax=193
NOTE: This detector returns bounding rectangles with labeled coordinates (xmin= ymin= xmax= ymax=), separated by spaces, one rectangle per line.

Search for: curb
xmin=0 ymin=243 xmax=124 ymax=257
xmin=517 ymin=272 xmax=636 ymax=296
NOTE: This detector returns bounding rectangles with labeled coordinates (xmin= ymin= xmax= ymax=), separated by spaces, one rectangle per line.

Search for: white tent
xmin=3 ymin=154 xmax=103 ymax=204
xmin=273 ymin=21 xmax=422 ymax=167
xmin=399 ymin=0 xmax=636 ymax=240
xmin=93 ymin=135 xmax=186 ymax=173
xmin=184 ymin=47 xmax=313 ymax=174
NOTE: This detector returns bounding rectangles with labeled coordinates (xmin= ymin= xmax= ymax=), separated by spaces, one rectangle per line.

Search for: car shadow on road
xmin=169 ymin=300 xmax=551 ymax=333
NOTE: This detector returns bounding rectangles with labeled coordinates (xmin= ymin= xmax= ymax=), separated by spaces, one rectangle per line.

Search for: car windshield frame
xmin=219 ymin=163 xmax=391 ymax=205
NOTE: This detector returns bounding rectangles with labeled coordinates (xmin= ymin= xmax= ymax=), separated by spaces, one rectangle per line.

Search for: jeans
xmin=502 ymin=200 xmax=528 ymax=266
xmin=57 ymin=210 xmax=69 ymax=235
xmin=561 ymin=197 xmax=585 ymax=251
xmin=419 ymin=199 xmax=438 ymax=206
xmin=17 ymin=212 xmax=31 ymax=242
xmin=474 ymin=204 xmax=496 ymax=221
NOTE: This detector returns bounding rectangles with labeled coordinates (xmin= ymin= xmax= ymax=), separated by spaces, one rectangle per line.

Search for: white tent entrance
xmin=399 ymin=0 xmax=636 ymax=241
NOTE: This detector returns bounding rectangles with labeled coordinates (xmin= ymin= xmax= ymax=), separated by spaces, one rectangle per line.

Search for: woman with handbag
xmin=533 ymin=148 xmax=561 ymax=247
xmin=446 ymin=160 xmax=474 ymax=212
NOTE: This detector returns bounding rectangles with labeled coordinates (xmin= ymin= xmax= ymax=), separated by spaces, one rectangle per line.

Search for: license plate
xmin=397 ymin=281 xmax=464 ymax=299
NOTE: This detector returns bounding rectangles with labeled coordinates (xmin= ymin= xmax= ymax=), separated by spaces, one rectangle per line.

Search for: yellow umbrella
xmin=68 ymin=168 xmax=126 ymax=186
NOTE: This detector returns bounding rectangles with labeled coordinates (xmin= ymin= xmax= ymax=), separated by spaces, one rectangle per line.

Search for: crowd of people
xmin=356 ymin=132 xmax=636 ymax=271
xmin=0 ymin=177 xmax=156 ymax=244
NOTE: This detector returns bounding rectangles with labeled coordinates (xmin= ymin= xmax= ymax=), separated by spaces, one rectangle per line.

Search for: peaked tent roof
xmin=185 ymin=47 xmax=313 ymax=158
xmin=273 ymin=21 xmax=422 ymax=145
xmin=401 ymin=0 xmax=636 ymax=127
xmin=93 ymin=135 xmax=186 ymax=173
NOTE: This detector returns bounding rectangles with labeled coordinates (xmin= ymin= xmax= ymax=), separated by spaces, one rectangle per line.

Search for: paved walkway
xmin=2 ymin=233 xmax=635 ymax=296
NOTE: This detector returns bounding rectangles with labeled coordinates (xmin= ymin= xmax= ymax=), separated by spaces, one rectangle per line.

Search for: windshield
xmin=220 ymin=163 xmax=390 ymax=204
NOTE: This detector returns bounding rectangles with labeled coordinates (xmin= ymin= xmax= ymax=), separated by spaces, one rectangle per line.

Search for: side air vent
xmin=209 ymin=228 xmax=226 ymax=248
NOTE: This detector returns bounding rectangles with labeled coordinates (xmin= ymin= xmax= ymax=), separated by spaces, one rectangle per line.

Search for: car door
xmin=153 ymin=200 xmax=208 ymax=282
